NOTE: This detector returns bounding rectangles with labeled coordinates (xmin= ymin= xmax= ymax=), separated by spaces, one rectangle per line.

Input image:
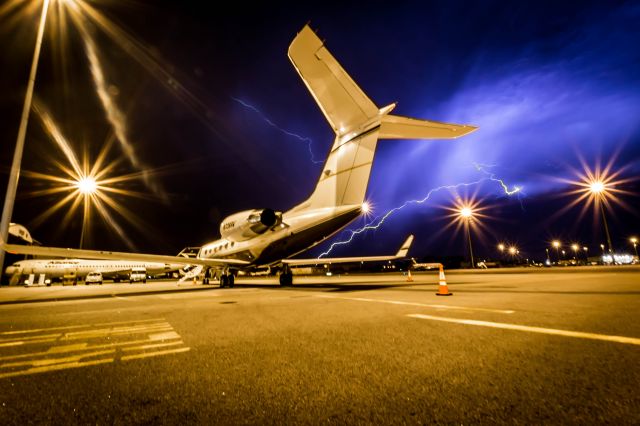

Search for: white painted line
xmin=121 ymin=346 xmax=190 ymax=361
xmin=408 ymin=314 xmax=640 ymax=346
xmin=316 ymin=295 xmax=515 ymax=314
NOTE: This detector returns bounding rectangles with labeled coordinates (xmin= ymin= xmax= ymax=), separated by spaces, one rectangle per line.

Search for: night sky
xmin=1 ymin=0 xmax=638 ymax=262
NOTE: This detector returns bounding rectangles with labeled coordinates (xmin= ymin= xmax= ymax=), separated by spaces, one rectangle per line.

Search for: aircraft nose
xmin=5 ymin=266 xmax=15 ymax=276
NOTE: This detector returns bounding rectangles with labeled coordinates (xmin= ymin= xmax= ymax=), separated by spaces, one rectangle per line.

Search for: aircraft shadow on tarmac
xmin=235 ymin=283 xmax=415 ymax=292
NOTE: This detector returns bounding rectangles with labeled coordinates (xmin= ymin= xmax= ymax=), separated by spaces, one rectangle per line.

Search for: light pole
xmin=583 ymin=246 xmax=588 ymax=262
xmin=0 ymin=0 xmax=52 ymax=278
xmin=552 ymin=240 xmax=561 ymax=264
xmin=459 ymin=207 xmax=475 ymax=268
xmin=631 ymin=237 xmax=638 ymax=258
xmin=571 ymin=244 xmax=578 ymax=260
xmin=590 ymin=181 xmax=614 ymax=253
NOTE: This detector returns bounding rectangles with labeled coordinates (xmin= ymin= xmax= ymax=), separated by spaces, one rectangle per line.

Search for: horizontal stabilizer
xmin=2 ymin=244 xmax=250 ymax=268
xmin=379 ymin=114 xmax=478 ymax=140
xmin=283 ymin=235 xmax=413 ymax=266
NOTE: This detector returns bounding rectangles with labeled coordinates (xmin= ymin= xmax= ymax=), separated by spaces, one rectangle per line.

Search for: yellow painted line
xmin=0 ymin=336 xmax=180 ymax=362
xmin=0 ymin=338 xmax=57 ymax=348
xmin=121 ymin=346 xmax=190 ymax=361
xmin=0 ymin=318 xmax=166 ymax=336
xmin=2 ymin=349 xmax=115 ymax=368
xmin=0 ymin=358 xmax=113 ymax=379
xmin=0 ymin=333 xmax=62 ymax=344
xmin=408 ymin=314 xmax=640 ymax=346
xmin=317 ymin=295 xmax=514 ymax=314
xmin=62 ymin=323 xmax=171 ymax=340
xmin=48 ymin=343 xmax=88 ymax=353
xmin=149 ymin=331 xmax=180 ymax=341
xmin=122 ymin=341 xmax=184 ymax=351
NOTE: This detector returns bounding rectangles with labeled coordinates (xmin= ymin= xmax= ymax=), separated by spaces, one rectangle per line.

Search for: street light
xmin=571 ymin=243 xmax=579 ymax=260
xmin=552 ymin=240 xmax=561 ymax=263
xmin=589 ymin=180 xmax=614 ymax=253
xmin=631 ymin=237 xmax=638 ymax=258
xmin=459 ymin=206 xmax=475 ymax=268
xmin=0 ymin=0 xmax=52 ymax=276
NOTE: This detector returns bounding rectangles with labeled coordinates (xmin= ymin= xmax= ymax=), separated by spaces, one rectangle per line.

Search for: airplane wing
xmin=1 ymin=244 xmax=250 ymax=268
xmin=282 ymin=235 xmax=413 ymax=266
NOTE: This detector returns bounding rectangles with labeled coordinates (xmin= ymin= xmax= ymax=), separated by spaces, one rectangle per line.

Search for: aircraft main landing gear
xmin=279 ymin=265 xmax=293 ymax=286
xmin=219 ymin=271 xmax=235 ymax=288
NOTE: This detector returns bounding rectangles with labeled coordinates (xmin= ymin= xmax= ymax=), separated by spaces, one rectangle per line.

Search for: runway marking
xmin=316 ymin=295 xmax=515 ymax=314
xmin=0 ymin=318 xmax=165 ymax=335
xmin=408 ymin=314 xmax=640 ymax=346
xmin=121 ymin=346 xmax=190 ymax=361
xmin=0 ymin=358 xmax=113 ymax=379
xmin=0 ymin=318 xmax=190 ymax=379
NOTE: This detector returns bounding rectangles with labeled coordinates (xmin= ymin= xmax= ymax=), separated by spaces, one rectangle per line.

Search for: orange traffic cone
xmin=435 ymin=264 xmax=452 ymax=296
xmin=406 ymin=269 xmax=414 ymax=282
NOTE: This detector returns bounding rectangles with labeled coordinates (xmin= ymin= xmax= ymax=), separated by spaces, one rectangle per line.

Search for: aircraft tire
xmin=229 ymin=275 xmax=235 ymax=288
xmin=220 ymin=275 xmax=227 ymax=288
xmin=279 ymin=272 xmax=293 ymax=286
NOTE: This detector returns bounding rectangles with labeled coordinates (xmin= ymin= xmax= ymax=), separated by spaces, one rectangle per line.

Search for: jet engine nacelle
xmin=220 ymin=209 xmax=282 ymax=242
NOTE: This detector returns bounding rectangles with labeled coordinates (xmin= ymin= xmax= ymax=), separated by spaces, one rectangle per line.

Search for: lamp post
xmin=571 ymin=244 xmax=578 ymax=260
xmin=583 ymin=246 xmax=588 ymax=262
xmin=590 ymin=181 xmax=614 ymax=253
xmin=459 ymin=207 xmax=475 ymax=268
xmin=552 ymin=240 xmax=561 ymax=264
xmin=0 ymin=0 xmax=52 ymax=278
xmin=631 ymin=237 xmax=638 ymax=258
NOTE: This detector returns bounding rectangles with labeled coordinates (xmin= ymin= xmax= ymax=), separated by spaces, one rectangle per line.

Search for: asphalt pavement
xmin=1 ymin=267 xmax=639 ymax=424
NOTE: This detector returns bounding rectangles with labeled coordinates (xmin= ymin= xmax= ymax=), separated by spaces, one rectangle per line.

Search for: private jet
xmin=3 ymin=24 xmax=477 ymax=286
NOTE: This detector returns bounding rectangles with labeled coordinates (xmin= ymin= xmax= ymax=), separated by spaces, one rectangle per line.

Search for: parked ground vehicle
xmin=62 ymin=270 xmax=77 ymax=286
xmin=129 ymin=267 xmax=147 ymax=283
xmin=85 ymin=271 xmax=103 ymax=285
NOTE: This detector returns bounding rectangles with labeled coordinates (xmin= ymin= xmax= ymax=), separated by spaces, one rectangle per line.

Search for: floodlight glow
xmin=589 ymin=180 xmax=605 ymax=194
xmin=508 ymin=246 xmax=517 ymax=255
xmin=497 ymin=243 xmax=505 ymax=252
xmin=552 ymin=240 xmax=560 ymax=248
xmin=361 ymin=201 xmax=371 ymax=214
xmin=571 ymin=243 xmax=578 ymax=251
xmin=76 ymin=176 xmax=97 ymax=194
xmin=459 ymin=207 xmax=473 ymax=218
xmin=631 ymin=237 xmax=638 ymax=244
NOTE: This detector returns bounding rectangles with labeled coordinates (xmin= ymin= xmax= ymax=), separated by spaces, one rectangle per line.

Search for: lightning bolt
xmin=232 ymin=97 xmax=323 ymax=164
xmin=473 ymin=162 xmax=522 ymax=196
xmin=318 ymin=166 xmax=524 ymax=258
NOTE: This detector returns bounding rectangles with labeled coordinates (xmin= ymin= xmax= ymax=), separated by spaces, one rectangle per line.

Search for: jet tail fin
xmin=288 ymin=24 xmax=379 ymax=135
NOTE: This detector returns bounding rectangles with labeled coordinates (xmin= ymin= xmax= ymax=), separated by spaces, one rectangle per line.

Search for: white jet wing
xmin=282 ymin=235 xmax=413 ymax=266
xmin=2 ymin=244 xmax=250 ymax=268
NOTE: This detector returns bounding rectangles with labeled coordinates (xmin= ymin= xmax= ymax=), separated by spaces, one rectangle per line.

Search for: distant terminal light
xmin=602 ymin=253 xmax=635 ymax=265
